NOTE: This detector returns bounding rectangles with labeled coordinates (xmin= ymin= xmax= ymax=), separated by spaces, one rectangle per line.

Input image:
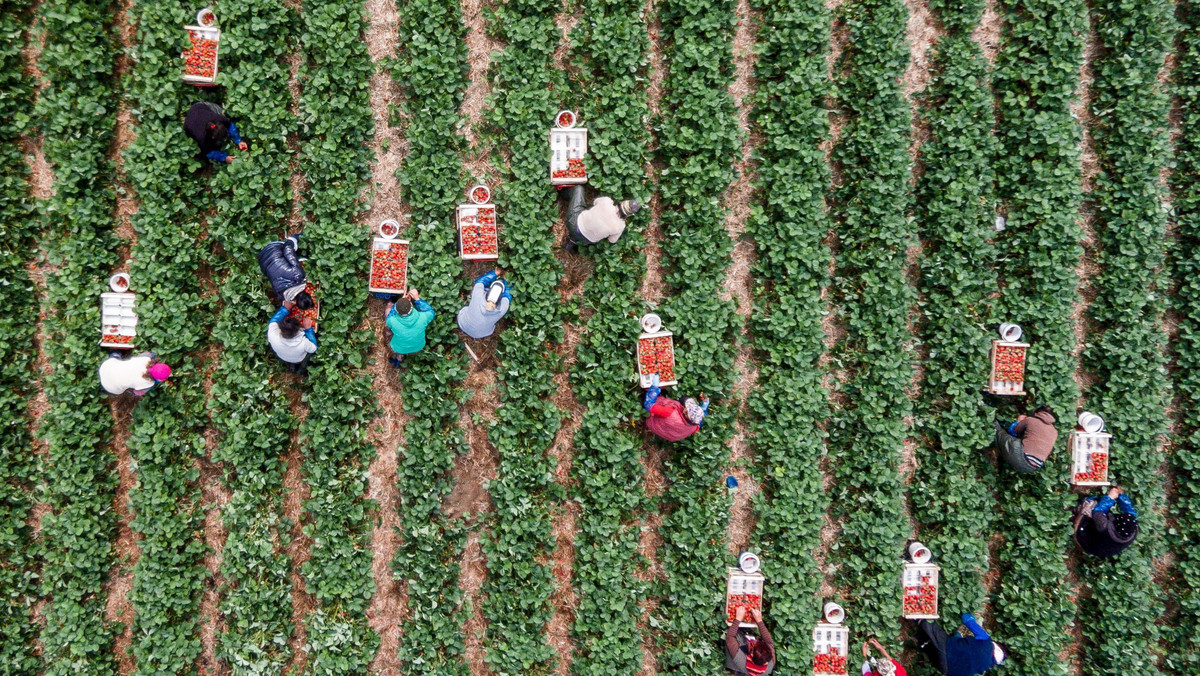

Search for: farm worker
xmin=643 ymin=374 xmax=709 ymax=442
xmin=386 ymin=288 xmax=435 ymax=366
xmin=561 ymin=184 xmax=641 ymax=250
xmin=98 ymin=352 xmax=172 ymax=396
xmin=257 ymin=234 xmax=315 ymax=310
xmin=725 ymin=606 xmax=775 ymax=675
xmin=184 ymin=101 xmax=247 ymax=163
xmin=1073 ymin=486 xmax=1139 ymax=558
xmin=991 ymin=405 xmax=1057 ymax=472
xmin=457 ymin=268 xmax=511 ymax=339
xmin=913 ymin=614 xmax=1007 ymax=676
xmin=268 ymin=300 xmax=317 ymax=373
xmin=861 ymin=638 xmax=906 ymax=676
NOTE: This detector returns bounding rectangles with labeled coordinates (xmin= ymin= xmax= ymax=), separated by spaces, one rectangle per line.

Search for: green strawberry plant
xmin=743 ymin=0 xmax=832 ymax=668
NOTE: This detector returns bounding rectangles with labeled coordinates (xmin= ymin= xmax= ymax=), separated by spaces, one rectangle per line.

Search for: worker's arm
xmin=696 ymin=398 xmax=711 ymax=427
xmin=1094 ymin=495 xmax=1116 ymax=514
xmin=475 ymin=270 xmax=499 ymax=288
xmin=228 ymin=121 xmax=243 ymax=144
xmin=961 ymin=613 xmax=991 ymax=641
xmin=268 ymin=305 xmax=290 ymax=330
xmin=415 ymin=299 xmax=435 ymax=325
xmin=755 ymin=619 xmax=775 ymax=658
xmin=643 ymin=384 xmax=661 ymax=412
xmin=724 ymin=623 xmax=741 ymax=659
xmin=207 ymin=149 xmax=229 ymax=163
xmin=304 ymin=328 xmax=318 ymax=349
xmin=1117 ymin=493 xmax=1138 ymax=518
xmin=496 ymin=296 xmax=510 ymax=317
xmin=1013 ymin=418 xmax=1028 ymax=435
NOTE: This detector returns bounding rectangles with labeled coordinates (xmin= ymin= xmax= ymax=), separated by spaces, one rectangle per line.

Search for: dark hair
xmin=279 ymin=315 xmax=301 ymax=339
xmin=395 ymin=298 xmax=412 ymax=316
xmin=294 ymin=292 xmax=314 ymax=310
xmin=207 ymin=121 xmax=229 ymax=146
xmin=1036 ymin=405 xmax=1055 ymax=418
xmin=749 ymin=637 xmax=773 ymax=667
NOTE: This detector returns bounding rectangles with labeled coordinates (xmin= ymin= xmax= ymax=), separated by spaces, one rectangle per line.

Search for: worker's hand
xmin=301 ymin=318 xmax=314 ymax=330
xmin=735 ymin=606 xmax=746 ymax=622
xmin=386 ymin=302 xmax=394 ymax=315
xmin=238 ymin=141 xmax=248 ymax=151
xmin=869 ymin=638 xmax=884 ymax=650
xmin=750 ymin=608 xmax=762 ymax=624
xmin=1017 ymin=414 xmax=1027 ymax=421
xmin=1108 ymin=486 xmax=1121 ymax=500
xmin=282 ymin=299 xmax=296 ymax=310
xmin=494 ymin=267 xmax=505 ymax=277
xmin=862 ymin=641 xmax=870 ymax=657
xmin=408 ymin=288 xmax=420 ymax=301
xmin=225 ymin=155 xmax=235 ymax=163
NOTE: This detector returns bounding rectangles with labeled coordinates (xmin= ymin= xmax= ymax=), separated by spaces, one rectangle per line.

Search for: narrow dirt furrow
xmin=197 ymin=446 xmax=231 ymax=676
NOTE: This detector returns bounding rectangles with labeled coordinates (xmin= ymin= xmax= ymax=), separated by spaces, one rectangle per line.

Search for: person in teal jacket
xmin=386 ymin=288 xmax=435 ymax=366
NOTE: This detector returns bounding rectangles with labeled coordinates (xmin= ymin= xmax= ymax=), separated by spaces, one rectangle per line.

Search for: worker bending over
xmin=268 ymin=300 xmax=317 ymax=373
xmin=1074 ymin=486 xmax=1139 ymax=558
xmin=560 ymin=184 xmax=640 ymax=250
xmin=913 ymin=614 xmax=1007 ymax=676
xmin=257 ymin=233 xmax=315 ymax=309
xmin=184 ymin=101 xmax=248 ymax=164
xmin=861 ymin=638 xmax=906 ymax=676
xmin=99 ymin=352 xmax=172 ymax=396
xmin=386 ymin=289 xmax=435 ymax=366
xmin=725 ymin=606 xmax=775 ymax=675
xmin=643 ymin=374 xmax=709 ymax=442
xmin=457 ymin=269 xmax=511 ymax=339
xmin=992 ymin=405 xmax=1057 ymax=472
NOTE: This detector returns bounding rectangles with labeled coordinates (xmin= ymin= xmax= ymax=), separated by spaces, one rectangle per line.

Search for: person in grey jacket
xmin=560 ymin=184 xmax=640 ymax=250
xmin=257 ymin=233 xmax=314 ymax=309
xmin=457 ymin=269 xmax=511 ymax=339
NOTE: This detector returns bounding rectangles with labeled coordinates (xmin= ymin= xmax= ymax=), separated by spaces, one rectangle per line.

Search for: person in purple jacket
xmin=642 ymin=374 xmax=709 ymax=442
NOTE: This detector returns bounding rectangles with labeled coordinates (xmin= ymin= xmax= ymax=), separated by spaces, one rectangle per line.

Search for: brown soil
xmin=281 ymin=384 xmax=314 ymax=675
xmin=639 ymin=0 xmax=667 ymax=305
xmin=460 ymin=0 xmax=502 ymax=182
xmin=458 ymin=530 xmax=489 ymax=676
xmin=972 ymin=0 xmax=1001 ymax=63
xmin=105 ymin=397 xmax=139 ymax=676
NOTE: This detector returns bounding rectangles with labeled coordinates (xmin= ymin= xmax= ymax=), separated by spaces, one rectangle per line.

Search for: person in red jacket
xmin=861 ymin=638 xmax=906 ymax=676
xmin=643 ymin=374 xmax=709 ymax=442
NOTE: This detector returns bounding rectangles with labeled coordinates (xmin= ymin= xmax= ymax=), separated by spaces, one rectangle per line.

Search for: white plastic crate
xmin=549 ymin=121 xmax=588 ymax=185
xmin=456 ymin=203 xmax=499 ymax=261
xmin=901 ymin=563 xmax=940 ymax=620
xmin=812 ymin=624 xmax=849 ymax=676
xmin=1070 ymin=431 xmax=1112 ymax=487
xmin=986 ymin=340 xmax=1029 ymax=395
xmin=637 ymin=329 xmax=677 ymax=389
xmin=725 ymin=568 xmax=764 ymax=628
xmin=182 ymin=25 xmax=220 ymax=84
xmin=100 ymin=292 xmax=137 ymax=349
xmin=368 ymin=237 xmax=409 ymax=295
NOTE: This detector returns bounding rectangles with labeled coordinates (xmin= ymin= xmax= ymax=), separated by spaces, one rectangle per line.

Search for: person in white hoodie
xmin=267 ymin=299 xmax=317 ymax=373
xmin=98 ymin=352 xmax=172 ymax=396
xmin=457 ymin=269 xmax=512 ymax=339
xmin=561 ymin=184 xmax=641 ymax=250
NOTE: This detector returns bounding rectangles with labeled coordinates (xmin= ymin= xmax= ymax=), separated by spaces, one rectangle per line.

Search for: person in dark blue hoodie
xmin=914 ymin=614 xmax=1007 ymax=676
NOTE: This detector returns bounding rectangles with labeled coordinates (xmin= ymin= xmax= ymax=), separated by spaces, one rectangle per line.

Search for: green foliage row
xmin=295 ymin=0 xmax=380 ymax=668
xmin=827 ymin=0 xmax=913 ymax=640
xmin=910 ymin=0 xmax=999 ymax=628
xmin=565 ymin=0 xmax=653 ymax=670
xmin=122 ymin=0 xmax=216 ymax=670
xmin=651 ymin=0 xmax=741 ymax=670
xmin=742 ymin=0 xmax=831 ymax=668
xmin=206 ymin=0 xmax=299 ymax=670
xmin=481 ymin=0 xmax=567 ymax=672
xmin=389 ymin=0 xmax=472 ymax=670
xmin=990 ymin=0 xmax=1086 ymax=670
xmin=1169 ymin=0 xmax=1200 ymax=670
xmin=32 ymin=0 xmax=122 ymax=670
xmin=0 ymin=1 xmax=39 ymax=672
xmin=1077 ymin=0 xmax=1173 ymax=671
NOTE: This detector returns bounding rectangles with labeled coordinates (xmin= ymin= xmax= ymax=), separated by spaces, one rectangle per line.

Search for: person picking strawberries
xmin=912 ymin=614 xmax=1007 ymax=676
xmin=991 ymin=404 xmax=1057 ymax=472
xmin=98 ymin=351 xmax=172 ymax=396
xmin=268 ymin=299 xmax=317 ymax=374
xmin=1073 ymin=485 xmax=1139 ymax=558
xmin=725 ymin=606 xmax=775 ymax=675
xmin=642 ymin=374 xmax=709 ymax=442
xmin=559 ymin=184 xmax=640 ymax=251
xmin=386 ymin=288 xmax=435 ymax=366
xmin=861 ymin=638 xmax=906 ymax=676
xmin=184 ymin=101 xmax=248 ymax=164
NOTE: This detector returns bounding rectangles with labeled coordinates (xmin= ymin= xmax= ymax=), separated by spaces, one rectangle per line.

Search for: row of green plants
xmin=206 ymin=0 xmax=299 ymax=670
xmin=1077 ymin=0 xmax=1174 ymax=671
xmin=390 ymin=0 xmax=472 ymax=670
xmin=33 ymin=0 xmax=122 ymax=671
xmin=295 ymin=0 xmax=380 ymax=668
xmin=1171 ymin=1 xmax=1200 ymax=668
xmin=826 ymin=0 xmax=913 ymax=639
xmin=652 ymin=0 xmax=742 ymax=669
xmin=0 ymin=1 xmax=39 ymax=672
xmin=481 ymin=0 xmax=567 ymax=672
xmin=121 ymin=0 xmax=215 ymax=671
xmin=990 ymin=0 xmax=1086 ymax=671
xmin=565 ymin=0 xmax=653 ymax=670
xmin=742 ymin=0 xmax=831 ymax=668
xmin=909 ymin=0 xmax=999 ymax=630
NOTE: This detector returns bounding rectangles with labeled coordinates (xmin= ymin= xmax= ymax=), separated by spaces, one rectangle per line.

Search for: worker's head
xmin=1035 ymin=404 xmax=1055 ymax=419
xmin=395 ymin=298 xmax=413 ymax=316
xmin=992 ymin=642 xmax=1008 ymax=664
xmin=618 ymin=199 xmax=642 ymax=219
xmin=279 ymin=315 xmax=302 ymax=339
xmin=747 ymin=635 xmax=773 ymax=667
xmin=147 ymin=362 xmax=172 ymax=382
xmin=1112 ymin=512 xmax=1138 ymax=539
xmin=682 ymin=397 xmax=706 ymax=426
xmin=875 ymin=659 xmax=896 ymax=676
xmin=485 ymin=281 xmax=505 ymax=311
xmin=295 ymin=291 xmax=314 ymax=311
xmin=206 ymin=120 xmax=230 ymax=146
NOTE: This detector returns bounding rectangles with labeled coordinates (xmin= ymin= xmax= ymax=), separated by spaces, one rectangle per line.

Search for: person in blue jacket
xmin=457 ymin=268 xmax=511 ymax=339
xmin=267 ymin=300 xmax=317 ymax=374
xmin=913 ymin=614 xmax=1007 ymax=676
xmin=184 ymin=102 xmax=248 ymax=163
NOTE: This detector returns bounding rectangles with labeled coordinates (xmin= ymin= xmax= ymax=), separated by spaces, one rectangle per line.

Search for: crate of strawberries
xmin=901 ymin=563 xmax=940 ymax=620
xmin=368 ymin=221 xmax=409 ymax=295
xmin=182 ymin=23 xmax=220 ymax=85
xmin=812 ymin=624 xmax=849 ymax=676
xmin=549 ymin=110 xmax=588 ymax=185
xmin=100 ymin=292 xmax=137 ymax=349
xmin=986 ymin=340 xmax=1029 ymax=396
xmin=287 ymin=282 xmax=319 ymax=328
xmin=457 ymin=185 xmax=499 ymax=261
xmin=725 ymin=568 xmax=764 ymax=628
xmin=1070 ymin=431 xmax=1112 ymax=486
xmin=637 ymin=330 xmax=677 ymax=389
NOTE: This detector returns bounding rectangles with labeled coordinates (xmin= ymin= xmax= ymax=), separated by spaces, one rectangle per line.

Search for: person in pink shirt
xmin=643 ymin=374 xmax=709 ymax=442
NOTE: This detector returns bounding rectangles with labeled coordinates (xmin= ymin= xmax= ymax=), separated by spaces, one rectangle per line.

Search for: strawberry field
xmin=4 ymin=0 xmax=1200 ymax=673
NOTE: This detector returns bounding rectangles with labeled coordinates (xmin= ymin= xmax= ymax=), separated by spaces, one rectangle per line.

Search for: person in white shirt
xmin=98 ymin=352 xmax=172 ymax=396
xmin=561 ymin=184 xmax=640 ymax=250
xmin=267 ymin=299 xmax=317 ymax=373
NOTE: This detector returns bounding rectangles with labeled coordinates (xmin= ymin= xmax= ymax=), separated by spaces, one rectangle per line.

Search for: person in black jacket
xmin=184 ymin=101 xmax=247 ymax=163
xmin=1073 ymin=486 xmax=1139 ymax=558
xmin=257 ymin=234 xmax=313 ymax=308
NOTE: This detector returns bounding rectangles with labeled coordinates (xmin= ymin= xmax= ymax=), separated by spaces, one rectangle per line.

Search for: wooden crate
xmin=368 ymin=238 xmax=409 ymax=295
xmin=100 ymin=292 xmax=137 ymax=349
xmin=901 ymin=563 xmax=939 ymax=620
xmin=549 ymin=127 xmax=588 ymax=185
xmin=637 ymin=330 xmax=677 ymax=389
xmin=812 ymin=623 xmax=849 ymax=676
xmin=986 ymin=340 xmax=1029 ymax=395
xmin=182 ymin=26 xmax=220 ymax=84
xmin=1070 ymin=431 xmax=1112 ymax=487
xmin=725 ymin=568 xmax=764 ymax=628
xmin=457 ymin=203 xmax=499 ymax=261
